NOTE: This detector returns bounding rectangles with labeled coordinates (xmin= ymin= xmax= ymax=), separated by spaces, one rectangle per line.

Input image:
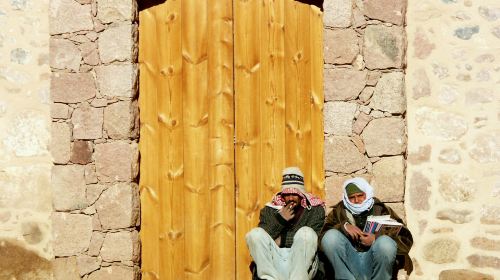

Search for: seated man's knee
xmin=320 ymin=229 xmax=344 ymax=251
xmin=246 ymin=227 xmax=269 ymax=246
xmin=372 ymin=235 xmax=397 ymax=257
xmin=293 ymin=227 xmax=318 ymax=247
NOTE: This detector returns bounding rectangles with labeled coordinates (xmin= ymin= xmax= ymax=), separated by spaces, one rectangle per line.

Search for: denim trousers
xmin=321 ymin=229 xmax=397 ymax=280
xmin=246 ymin=227 xmax=318 ymax=280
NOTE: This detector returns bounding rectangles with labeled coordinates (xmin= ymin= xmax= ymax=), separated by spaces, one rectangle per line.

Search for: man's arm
xmin=258 ymin=206 xmax=288 ymax=240
xmin=305 ymin=206 xmax=326 ymax=235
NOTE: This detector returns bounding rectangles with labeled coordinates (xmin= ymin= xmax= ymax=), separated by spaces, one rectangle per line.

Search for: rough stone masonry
xmin=49 ymin=0 xmax=141 ymax=279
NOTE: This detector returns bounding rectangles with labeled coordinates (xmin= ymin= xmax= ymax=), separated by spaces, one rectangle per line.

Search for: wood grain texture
xmin=139 ymin=6 xmax=160 ymax=280
xmin=234 ymin=0 xmax=261 ymax=278
xmin=139 ymin=1 xmax=324 ymax=279
xmin=207 ymin=0 xmax=235 ymax=279
xmin=310 ymin=5 xmax=325 ymax=198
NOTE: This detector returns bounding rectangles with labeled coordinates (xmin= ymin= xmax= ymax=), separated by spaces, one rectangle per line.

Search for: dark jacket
xmin=259 ymin=204 xmax=325 ymax=248
xmin=319 ymin=198 xmax=413 ymax=256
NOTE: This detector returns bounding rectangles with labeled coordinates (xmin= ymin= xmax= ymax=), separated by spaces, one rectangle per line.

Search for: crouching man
xmin=246 ymin=167 xmax=326 ymax=280
xmin=320 ymin=178 xmax=413 ymax=280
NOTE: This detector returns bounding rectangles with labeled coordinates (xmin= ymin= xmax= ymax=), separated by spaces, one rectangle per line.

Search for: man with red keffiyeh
xmin=246 ymin=167 xmax=326 ymax=280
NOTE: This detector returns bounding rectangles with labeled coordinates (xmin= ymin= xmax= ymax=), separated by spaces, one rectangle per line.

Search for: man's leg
xmin=289 ymin=227 xmax=318 ymax=280
xmin=368 ymin=235 xmax=397 ymax=280
xmin=246 ymin=227 xmax=284 ymax=280
xmin=320 ymin=229 xmax=358 ymax=280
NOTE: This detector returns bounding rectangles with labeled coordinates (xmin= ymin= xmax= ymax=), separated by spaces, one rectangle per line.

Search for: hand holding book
xmin=363 ymin=215 xmax=403 ymax=237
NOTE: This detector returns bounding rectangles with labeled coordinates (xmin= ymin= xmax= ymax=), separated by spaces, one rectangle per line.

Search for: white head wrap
xmin=342 ymin=177 xmax=374 ymax=215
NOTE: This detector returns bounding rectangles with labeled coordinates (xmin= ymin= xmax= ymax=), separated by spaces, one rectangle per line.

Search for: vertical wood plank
xmin=138 ymin=7 xmax=160 ymax=280
xmin=234 ymin=0 xmax=261 ymax=279
xmin=207 ymin=0 xmax=235 ymax=279
xmin=297 ymin=3 xmax=312 ymax=192
xmin=310 ymin=5 xmax=325 ymax=198
xmin=284 ymin=0 xmax=299 ymax=168
xmin=182 ymin=0 xmax=210 ymax=279
xmin=155 ymin=1 xmax=185 ymax=280
xmin=261 ymin=0 xmax=286 ymax=203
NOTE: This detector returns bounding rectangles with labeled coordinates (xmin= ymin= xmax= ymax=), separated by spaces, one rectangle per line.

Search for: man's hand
xmin=344 ymin=223 xmax=364 ymax=241
xmin=279 ymin=202 xmax=296 ymax=221
xmin=360 ymin=233 xmax=376 ymax=247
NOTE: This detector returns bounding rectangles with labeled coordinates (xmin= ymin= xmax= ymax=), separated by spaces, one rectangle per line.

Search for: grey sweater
xmin=258 ymin=205 xmax=325 ymax=248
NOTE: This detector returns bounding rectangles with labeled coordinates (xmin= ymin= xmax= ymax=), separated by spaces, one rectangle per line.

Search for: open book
xmin=363 ymin=215 xmax=403 ymax=236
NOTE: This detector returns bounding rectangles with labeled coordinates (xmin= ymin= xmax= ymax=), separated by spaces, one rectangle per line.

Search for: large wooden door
xmin=138 ymin=1 xmax=323 ymax=279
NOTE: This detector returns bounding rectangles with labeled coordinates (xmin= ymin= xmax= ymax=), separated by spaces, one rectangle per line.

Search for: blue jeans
xmin=321 ymin=229 xmax=396 ymax=280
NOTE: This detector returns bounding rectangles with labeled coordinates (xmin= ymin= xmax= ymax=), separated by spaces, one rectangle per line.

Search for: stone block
xmin=52 ymin=165 xmax=87 ymax=211
xmin=50 ymin=39 xmax=81 ymax=71
xmin=51 ymin=122 xmax=71 ymax=164
xmin=416 ymin=108 xmax=467 ymax=140
xmin=325 ymin=175 xmax=349 ymax=207
xmin=85 ymin=164 xmax=98 ymax=184
xmin=98 ymin=23 xmax=136 ymax=63
xmin=51 ymin=73 xmax=97 ymax=103
xmin=0 ymin=165 xmax=52 ymax=211
xmin=325 ymin=136 xmax=368 ymax=173
xmin=104 ymin=101 xmax=139 ymax=139
xmin=71 ymin=140 xmax=93 ymax=164
xmin=72 ymin=104 xmax=103 ymax=140
xmin=413 ymin=28 xmax=435 ymax=59
xmin=21 ymin=221 xmax=45 ymax=245
xmin=470 ymin=237 xmax=500 ymax=251
xmin=411 ymin=68 xmax=431 ymax=100
xmin=439 ymin=269 xmax=493 ymax=280
xmin=88 ymin=231 xmax=105 ymax=257
xmin=88 ymin=266 xmax=139 ymax=280
xmin=324 ymin=29 xmax=359 ymax=64
xmin=97 ymin=0 xmax=136 ymax=23
xmin=364 ymin=25 xmax=404 ymax=69
xmin=50 ymin=0 xmax=93 ymax=34
xmin=361 ymin=117 xmax=405 ymax=157
xmin=409 ymin=171 xmax=431 ymax=211
xmin=481 ymin=205 xmax=500 ymax=225
xmin=372 ymin=156 xmax=405 ymax=202
xmin=76 ymin=255 xmax=101 ymax=276
xmin=438 ymin=148 xmax=461 ymax=164
xmin=364 ymin=0 xmax=405 ymax=25
xmin=87 ymin=184 xmax=108 ymax=205
xmin=101 ymin=231 xmax=140 ymax=262
xmin=95 ymin=142 xmax=139 ymax=183
xmin=52 ymin=213 xmax=92 ymax=257
xmin=369 ymin=72 xmax=405 ymax=114
xmin=52 ymin=257 xmax=80 ymax=280
xmin=469 ymin=132 xmax=500 ymax=163
xmin=51 ymin=103 xmax=71 ymax=119
xmin=95 ymin=64 xmax=138 ymax=98
xmin=408 ymin=145 xmax=431 ymax=165
xmin=467 ymin=254 xmax=500 ymax=269
xmin=95 ymin=183 xmax=139 ymax=229
xmin=423 ymin=238 xmax=460 ymax=264
xmin=352 ymin=112 xmax=372 ymax=135
xmin=439 ymin=173 xmax=475 ymax=202
xmin=324 ymin=68 xmax=367 ymax=101
xmin=324 ymin=0 xmax=352 ymax=28
xmin=436 ymin=209 xmax=473 ymax=224
xmin=3 ymin=112 xmax=50 ymax=157
xmin=79 ymin=42 xmax=100 ymax=66
xmin=324 ymin=102 xmax=357 ymax=136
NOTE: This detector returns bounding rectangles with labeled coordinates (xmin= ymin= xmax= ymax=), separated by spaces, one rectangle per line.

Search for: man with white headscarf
xmin=246 ymin=167 xmax=326 ymax=280
xmin=319 ymin=178 xmax=413 ymax=280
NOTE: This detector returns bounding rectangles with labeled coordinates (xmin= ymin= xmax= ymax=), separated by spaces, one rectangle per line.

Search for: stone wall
xmin=406 ymin=0 xmax=500 ymax=278
xmin=322 ymin=0 xmax=408 ymax=222
xmin=49 ymin=0 xmax=140 ymax=279
xmin=0 ymin=0 xmax=54 ymax=279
